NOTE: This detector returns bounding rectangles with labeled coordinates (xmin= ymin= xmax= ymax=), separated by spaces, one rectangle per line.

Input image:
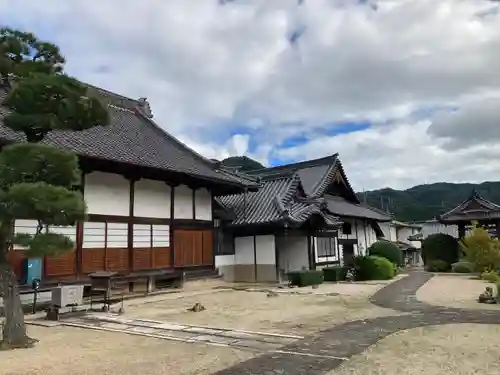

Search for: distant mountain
xmin=221 ymin=156 xmax=265 ymax=172
xmin=357 ymin=181 xmax=500 ymax=222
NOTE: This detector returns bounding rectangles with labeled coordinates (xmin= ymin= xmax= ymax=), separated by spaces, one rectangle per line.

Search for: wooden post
xmin=458 ymin=223 xmax=466 ymax=240
xmin=496 ymin=222 xmax=500 ymax=239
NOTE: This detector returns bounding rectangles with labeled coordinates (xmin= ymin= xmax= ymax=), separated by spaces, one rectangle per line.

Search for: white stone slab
xmin=152 ymin=323 xmax=188 ymax=331
xmin=101 ymin=322 xmax=130 ymax=330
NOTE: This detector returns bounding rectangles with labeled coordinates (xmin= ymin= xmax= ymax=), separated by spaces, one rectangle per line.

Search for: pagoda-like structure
xmin=438 ymin=190 xmax=500 ymax=239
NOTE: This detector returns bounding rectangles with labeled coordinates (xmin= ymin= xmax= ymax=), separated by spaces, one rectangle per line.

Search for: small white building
xmin=214 ymin=155 xmax=392 ymax=282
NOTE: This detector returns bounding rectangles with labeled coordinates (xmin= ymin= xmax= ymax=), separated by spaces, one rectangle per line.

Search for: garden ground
xmin=330 ymin=324 xmax=500 ymax=375
xmin=1 ymin=273 xmax=500 ymax=375
xmin=417 ymin=274 xmax=500 ymax=311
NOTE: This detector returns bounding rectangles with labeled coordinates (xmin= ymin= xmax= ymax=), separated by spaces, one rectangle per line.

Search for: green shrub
xmin=425 ymin=259 xmax=450 ymax=272
xmin=461 ymin=227 xmax=500 ymax=272
xmin=354 ymin=255 xmax=395 ymax=281
xmin=422 ymin=233 xmax=459 ymax=265
xmin=451 ymin=261 xmax=474 ymax=273
xmin=322 ymin=266 xmax=349 ymax=282
xmin=392 ymin=263 xmax=398 ymax=276
xmin=368 ymin=240 xmax=404 ymax=266
xmin=480 ymin=270 xmax=500 ymax=283
xmin=496 ymin=282 xmax=500 ymax=303
xmin=287 ymin=270 xmax=323 ymax=287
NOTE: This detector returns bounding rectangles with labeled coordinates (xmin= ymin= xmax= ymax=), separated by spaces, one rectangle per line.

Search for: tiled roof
xmin=0 ymin=85 xmax=257 ymax=190
xmin=216 ymin=154 xmax=389 ymax=227
xmin=325 ymin=195 xmax=392 ymax=222
xmin=439 ymin=189 xmax=500 ymax=223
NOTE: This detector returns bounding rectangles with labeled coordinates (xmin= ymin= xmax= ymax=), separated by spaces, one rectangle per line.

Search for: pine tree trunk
xmin=0 ymin=227 xmax=36 ymax=349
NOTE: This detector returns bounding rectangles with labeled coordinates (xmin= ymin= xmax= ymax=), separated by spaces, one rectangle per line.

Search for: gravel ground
xmin=123 ymin=282 xmax=403 ymax=335
xmin=0 ymin=325 xmax=254 ymax=375
xmin=416 ymin=274 xmax=500 ymax=310
xmin=330 ymin=324 xmax=500 ymax=375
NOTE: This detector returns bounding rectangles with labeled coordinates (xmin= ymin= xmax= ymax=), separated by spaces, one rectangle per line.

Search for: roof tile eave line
xmin=133 ymin=110 xmax=222 ymax=168
xmin=310 ymin=158 xmax=339 ymax=198
xmin=246 ymin=153 xmax=339 ymax=176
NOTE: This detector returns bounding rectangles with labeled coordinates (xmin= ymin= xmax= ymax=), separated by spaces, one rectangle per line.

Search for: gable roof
xmin=439 ymin=189 xmax=500 ymax=223
xmin=0 ymin=84 xmax=257 ymax=192
xmin=217 ymin=154 xmax=391 ymax=227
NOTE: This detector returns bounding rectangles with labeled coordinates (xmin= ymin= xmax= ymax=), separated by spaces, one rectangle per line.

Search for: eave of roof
xmin=0 ymin=84 xmax=257 ymax=192
xmin=325 ymin=195 xmax=392 ymax=222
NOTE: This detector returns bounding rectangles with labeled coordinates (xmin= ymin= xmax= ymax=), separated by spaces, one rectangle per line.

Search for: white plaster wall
xmin=174 ymin=185 xmax=193 ymax=219
xmin=390 ymin=226 xmax=397 ymax=242
xmin=379 ymin=222 xmax=392 ymax=240
xmin=49 ymin=225 xmax=77 ymax=243
xmin=278 ymin=236 xmax=309 ymax=272
xmin=82 ymin=222 xmax=106 ymax=248
xmin=195 ymin=188 xmax=212 ymax=221
xmin=348 ymin=219 xmax=380 ymax=255
xmin=85 ymin=172 xmax=129 ymax=216
xmin=255 ymin=235 xmax=276 ymax=265
xmin=215 ymin=254 xmax=235 ymax=267
xmin=132 ymin=224 xmax=170 ymax=247
xmin=133 ymin=224 xmax=151 ymax=248
xmin=13 ymin=220 xmax=77 ymax=250
xmin=134 ymin=179 xmax=171 ymax=218
xmin=397 ymin=227 xmax=414 ymax=243
xmin=422 ymin=221 xmax=459 ymax=238
xmin=234 ymin=236 xmax=254 ymax=265
xmin=107 ymin=222 xmax=128 ymax=247
xmin=152 ymin=224 xmax=170 ymax=247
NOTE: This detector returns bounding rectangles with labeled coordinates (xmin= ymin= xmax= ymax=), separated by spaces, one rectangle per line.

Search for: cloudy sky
xmin=1 ymin=0 xmax=499 ymax=191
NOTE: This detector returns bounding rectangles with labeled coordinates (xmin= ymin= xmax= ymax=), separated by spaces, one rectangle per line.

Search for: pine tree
xmin=0 ymin=27 xmax=109 ymax=349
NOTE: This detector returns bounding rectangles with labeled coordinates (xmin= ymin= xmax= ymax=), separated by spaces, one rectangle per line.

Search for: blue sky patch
xmin=318 ymin=121 xmax=371 ymax=136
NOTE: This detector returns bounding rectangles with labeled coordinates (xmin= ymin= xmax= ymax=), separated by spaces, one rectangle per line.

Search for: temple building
xmin=0 ymin=84 xmax=257 ymax=289
xmin=438 ymin=190 xmax=500 ymax=238
xmin=214 ymin=155 xmax=392 ymax=282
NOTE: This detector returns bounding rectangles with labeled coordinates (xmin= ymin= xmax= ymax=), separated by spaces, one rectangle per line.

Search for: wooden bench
xmin=88 ymin=269 xmax=183 ymax=311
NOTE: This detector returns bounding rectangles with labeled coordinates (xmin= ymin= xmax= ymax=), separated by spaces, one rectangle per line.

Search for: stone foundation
xmin=218 ymin=264 xmax=277 ymax=283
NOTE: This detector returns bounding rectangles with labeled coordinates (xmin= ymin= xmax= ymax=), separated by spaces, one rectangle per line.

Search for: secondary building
xmin=213 ymin=154 xmax=391 ymax=282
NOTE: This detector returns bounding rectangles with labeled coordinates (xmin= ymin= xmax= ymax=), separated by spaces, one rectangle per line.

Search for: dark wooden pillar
xmin=127 ymin=177 xmax=136 ymax=272
xmin=75 ymin=171 xmax=85 ymax=278
xmin=496 ymin=222 xmax=500 ymax=239
xmin=458 ymin=223 xmax=466 ymax=239
xmin=169 ymin=184 xmax=176 ymax=267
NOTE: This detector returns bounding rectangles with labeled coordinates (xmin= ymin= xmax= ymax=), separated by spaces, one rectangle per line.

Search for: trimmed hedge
xmin=422 ymin=233 xmax=459 ymax=266
xmin=451 ymin=261 xmax=474 ymax=273
xmin=287 ymin=270 xmax=324 ymax=287
xmin=368 ymin=240 xmax=404 ymax=266
xmin=425 ymin=259 xmax=450 ymax=272
xmin=323 ymin=266 xmax=349 ymax=282
xmin=354 ymin=255 xmax=395 ymax=281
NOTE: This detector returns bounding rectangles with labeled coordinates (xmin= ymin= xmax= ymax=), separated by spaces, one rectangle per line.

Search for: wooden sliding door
xmin=173 ymin=229 xmax=213 ymax=267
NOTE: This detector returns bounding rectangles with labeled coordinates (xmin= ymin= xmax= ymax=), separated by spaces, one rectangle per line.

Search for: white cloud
xmin=1 ymin=0 xmax=500 ymax=190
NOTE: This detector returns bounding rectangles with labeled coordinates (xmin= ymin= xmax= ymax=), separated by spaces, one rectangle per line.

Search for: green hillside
xmin=357 ymin=181 xmax=500 ymax=222
xmin=220 ymin=156 xmax=264 ymax=172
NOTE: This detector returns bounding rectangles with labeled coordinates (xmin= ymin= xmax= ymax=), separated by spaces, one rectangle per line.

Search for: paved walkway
xmin=213 ymin=271 xmax=500 ymax=375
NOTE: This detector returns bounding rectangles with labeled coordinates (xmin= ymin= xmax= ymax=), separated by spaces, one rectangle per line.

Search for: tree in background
xmin=221 ymin=156 xmax=264 ymax=172
xmin=461 ymin=227 xmax=500 ymax=272
xmin=0 ymin=27 xmax=109 ymax=349
xmin=421 ymin=233 xmax=459 ymax=267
